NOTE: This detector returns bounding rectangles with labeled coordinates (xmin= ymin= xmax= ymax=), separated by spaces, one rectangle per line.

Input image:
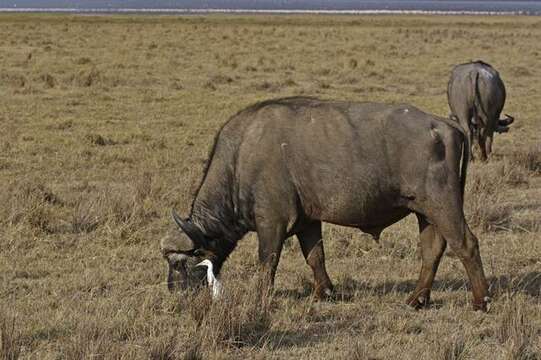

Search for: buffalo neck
xmin=189 ymin=176 xmax=247 ymax=272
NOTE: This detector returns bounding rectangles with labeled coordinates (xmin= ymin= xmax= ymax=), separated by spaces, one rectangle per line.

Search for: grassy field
xmin=0 ymin=13 xmax=540 ymax=359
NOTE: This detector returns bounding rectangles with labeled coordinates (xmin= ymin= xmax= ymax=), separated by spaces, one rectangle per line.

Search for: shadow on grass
xmin=244 ymin=272 xmax=541 ymax=351
xmin=262 ymin=318 xmax=353 ymax=350
xmin=276 ymin=271 xmax=541 ymax=302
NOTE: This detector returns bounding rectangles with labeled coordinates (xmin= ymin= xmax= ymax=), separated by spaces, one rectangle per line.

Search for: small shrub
xmin=208 ymin=74 xmax=233 ymax=85
xmin=46 ymin=120 xmax=73 ymax=131
xmin=75 ymin=57 xmax=91 ymax=65
xmin=40 ymin=73 xmax=56 ymax=88
xmin=253 ymin=81 xmax=282 ymax=92
xmin=203 ymin=81 xmax=216 ymax=91
xmin=0 ymin=72 xmax=26 ymax=88
xmin=318 ymin=81 xmax=331 ymax=89
xmin=70 ymin=196 xmax=101 ymax=234
xmin=85 ymin=134 xmax=116 ymax=146
xmin=282 ymin=78 xmax=297 ymax=87
xmin=76 ymin=68 xmax=101 ymax=87
xmin=26 ymin=205 xmax=56 ymax=234
xmin=170 ymin=79 xmax=184 ymax=90
xmin=315 ymin=68 xmax=331 ymax=76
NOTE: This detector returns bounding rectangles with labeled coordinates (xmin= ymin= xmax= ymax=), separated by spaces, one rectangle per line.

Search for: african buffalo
xmin=448 ymin=61 xmax=514 ymax=161
xmin=161 ymin=97 xmax=490 ymax=311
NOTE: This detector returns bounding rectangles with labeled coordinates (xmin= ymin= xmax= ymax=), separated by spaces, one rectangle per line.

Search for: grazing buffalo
xmin=448 ymin=61 xmax=514 ymax=161
xmin=161 ymin=97 xmax=490 ymax=311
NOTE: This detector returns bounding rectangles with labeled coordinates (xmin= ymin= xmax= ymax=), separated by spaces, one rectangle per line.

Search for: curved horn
xmin=171 ymin=208 xmax=186 ymax=230
xmin=171 ymin=208 xmax=204 ymax=246
xmin=498 ymin=114 xmax=514 ymax=127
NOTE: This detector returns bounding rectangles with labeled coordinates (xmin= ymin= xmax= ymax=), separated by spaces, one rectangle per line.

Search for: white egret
xmin=196 ymin=259 xmax=223 ymax=299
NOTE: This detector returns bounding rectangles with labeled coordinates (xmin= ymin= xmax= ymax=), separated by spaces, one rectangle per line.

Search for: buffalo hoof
xmin=473 ymin=297 xmax=491 ymax=312
xmin=314 ymin=285 xmax=334 ymax=300
xmin=406 ymin=290 xmax=431 ymax=310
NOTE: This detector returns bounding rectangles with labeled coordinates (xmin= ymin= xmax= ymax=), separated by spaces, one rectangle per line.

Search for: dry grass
xmin=497 ymin=299 xmax=539 ymax=360
xmin=0 ymin=13 xmax=540 ymax=359
xmin=512 ymin=144 xmax=541 ymax=175
xmin=0 ymin=314 xmax=22 ymax=360
xmin=183 ymin=274 xmax=274 ymax=352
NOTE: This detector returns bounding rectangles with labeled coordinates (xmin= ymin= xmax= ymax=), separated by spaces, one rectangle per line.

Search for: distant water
xmin=2 ymin=1 xmax=541 ymax=15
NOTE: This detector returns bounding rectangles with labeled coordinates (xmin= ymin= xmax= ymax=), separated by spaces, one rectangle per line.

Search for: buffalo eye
xmin=193 ymin=249 xmax=204 ymax=257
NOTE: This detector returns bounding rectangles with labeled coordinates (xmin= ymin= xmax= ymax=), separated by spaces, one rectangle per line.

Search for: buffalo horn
xmin=171 ymin=208 xmax=203 ymax=246
xmin=498 ymin=114 xmax=514 ymax=126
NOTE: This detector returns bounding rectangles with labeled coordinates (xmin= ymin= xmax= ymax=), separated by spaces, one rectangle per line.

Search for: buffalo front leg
xmin=256 ymin=217 xmax=286 ymax=290
xmin=297 ymin=221 xmax=333 ymax=299
xmin=407 ymin=215 xmax=446 ymax=309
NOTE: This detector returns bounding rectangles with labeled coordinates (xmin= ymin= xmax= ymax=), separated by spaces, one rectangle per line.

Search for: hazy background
xmin=1 ymin=0 xmax=541 ymax=13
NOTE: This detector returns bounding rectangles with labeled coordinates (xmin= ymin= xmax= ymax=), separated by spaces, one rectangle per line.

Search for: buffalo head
xmin=160 ymin=209 xmax=222 ymax=296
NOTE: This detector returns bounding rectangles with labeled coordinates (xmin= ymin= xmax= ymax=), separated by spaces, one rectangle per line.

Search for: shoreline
xmin=0 ymin=8 xmax=539 ymax=16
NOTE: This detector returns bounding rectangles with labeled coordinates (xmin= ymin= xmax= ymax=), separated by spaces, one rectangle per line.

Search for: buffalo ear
xmin=171 ymin=209 xmax=205 ymax=247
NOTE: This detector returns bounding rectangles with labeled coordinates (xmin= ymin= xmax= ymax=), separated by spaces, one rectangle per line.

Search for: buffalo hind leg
xmin=478 ymin=134 xmax=489 ymax=162
xmin=483 ymin=127 xmax=495 ymax=161
xmin=433 ymin=217 xmax=490 ymax=311
xmin=407 ymin=215 xmax=447 ymax=309
xmin=455 ymin=109 xmax=475 ymax=161
xmin=297 ymin=221 xmax=333 ymax=299
xmin=452 ymin=225 xmax=490 ymax=311
xmin=485 ymin=135 xmax=493 ymax=159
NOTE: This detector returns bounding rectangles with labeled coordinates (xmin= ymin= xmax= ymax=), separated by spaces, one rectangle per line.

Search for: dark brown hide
xmin=447 ymin=61 xmax=513 ymax=161
xmin=162 ymin=97 xmax=490 ymax=311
